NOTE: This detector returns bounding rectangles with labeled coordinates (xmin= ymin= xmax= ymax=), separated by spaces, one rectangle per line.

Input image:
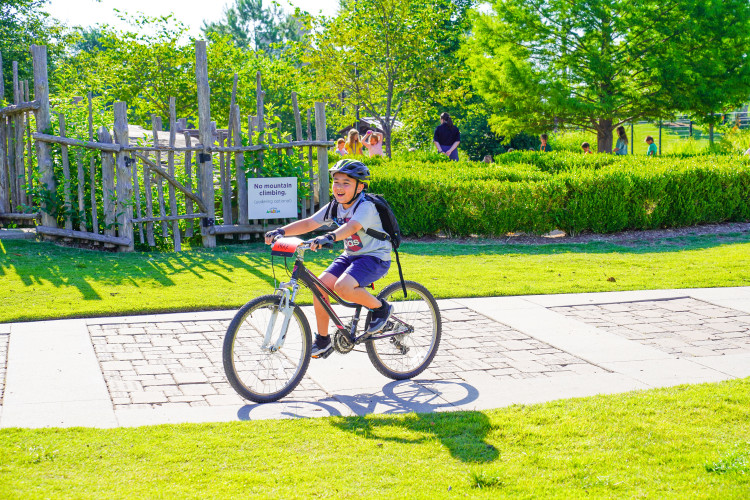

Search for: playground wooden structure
xmin=0 ymin=42 xmax=333 ymax=251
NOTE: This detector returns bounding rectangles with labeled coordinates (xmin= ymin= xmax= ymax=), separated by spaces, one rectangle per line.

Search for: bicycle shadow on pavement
xmin=237 ymin=400 xmax=345 ymax=420
xmin=330 ymin=380 xmax=497 ymax=463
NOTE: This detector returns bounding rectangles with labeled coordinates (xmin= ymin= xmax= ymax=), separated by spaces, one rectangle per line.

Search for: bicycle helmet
xmin=329 ymin=159 xmax=371 ymax=181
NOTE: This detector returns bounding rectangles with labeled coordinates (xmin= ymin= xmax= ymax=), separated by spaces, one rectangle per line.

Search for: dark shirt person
xmin=433 ymin=112 xmax=460 ymax=161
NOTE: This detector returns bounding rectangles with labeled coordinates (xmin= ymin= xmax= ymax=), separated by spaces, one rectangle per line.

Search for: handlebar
xmin=270 ymin=235 xmax=333 ymax=255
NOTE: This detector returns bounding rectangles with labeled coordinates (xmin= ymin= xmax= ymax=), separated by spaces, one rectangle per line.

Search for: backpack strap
xmin=323 ymin=199 xmax=338 ymax=223
xmin=365 ymin=228 xmax=390 ymax=242
xmin=393 ymin=246 xmax=407 ymax=298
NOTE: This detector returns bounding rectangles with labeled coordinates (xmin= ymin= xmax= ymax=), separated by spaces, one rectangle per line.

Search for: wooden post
xmin=168 ymin=97 xmax=181 ymax=251
xmin=12 ymin=60 xmax=24 ymax=207
xmin=0 ymin=115 xmax=6 ymax=212
xmin=113 ymin=101 xmax=133 ymax=251
xmin=220 ymin=134 xmax=232 ymax=226
xmin=142 ymin=153 xmax=155 ymax=246
xmin=231 ymin=103 xmax=248 ymax=232
xmin=0 ymin=52 xmax=4 ymax=102
xmin=76 ymin=150 xmax=86 ymax=232
xmin=131 ymin=151 xmax=143 ymax=243
xmin=32 ymin=45 xmax=55 ymax=228
xmin=315 ymin=102 xmax=329 ymax=206
xmin=0 ymin=54 xmax=6 ymax=213
xmin=58 ymin=114 xmax=73 ymax=230
xmin=24 ymin=81 xmax=34 ymax=205
xmin=195 ymin=41 xmax=215 ymax=247
xmin=183 ymin=131 xmax=194 ymax=238
xmin=151 ymin=114 xmax=168 ymax=237
xmin=98 ymin=126 xmax=116 ymax=238
xmin=87 ymin=92 xmax=99 ymax=233
xmin=307 ymin=110 xmax=314 ymax=212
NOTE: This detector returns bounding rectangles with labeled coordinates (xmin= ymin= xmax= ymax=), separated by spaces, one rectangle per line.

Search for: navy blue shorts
xmin=324 ymin=254 xmax=391 ymax=287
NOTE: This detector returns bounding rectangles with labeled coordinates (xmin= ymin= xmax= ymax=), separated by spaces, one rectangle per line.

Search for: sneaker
xmin=366 ymin=300 xmax=393 ymax=334
xmin=311 ymin=334 xmax=332 ymax=359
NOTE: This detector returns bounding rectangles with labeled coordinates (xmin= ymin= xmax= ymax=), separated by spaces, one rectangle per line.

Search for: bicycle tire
xmin=365 ymin=281 xmax=442 ymax=380
xmin=223 ymin=294 xmax=312 ymax=403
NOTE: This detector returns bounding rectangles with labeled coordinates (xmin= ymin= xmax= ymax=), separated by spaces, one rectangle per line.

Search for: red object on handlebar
xmin=271 ymin=237 xmax=304 ymax=257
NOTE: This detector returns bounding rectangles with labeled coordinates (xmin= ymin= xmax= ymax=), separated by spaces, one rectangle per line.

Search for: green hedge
xmin=367 ymin=153 xmax=750 ymax=236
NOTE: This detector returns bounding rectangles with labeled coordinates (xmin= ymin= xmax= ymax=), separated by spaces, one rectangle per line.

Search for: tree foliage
xmin=55 ymin=15 xmax=313 ymax=129
xmin=0 ymin=0 xmax=65 ymax=103
xmin=202 ymin=0 xmax=304 ymax=56
xmin=302 ymin=0 xmax=464 ymax=156
xmin=467 ymin=0 xmax=750 ymax=152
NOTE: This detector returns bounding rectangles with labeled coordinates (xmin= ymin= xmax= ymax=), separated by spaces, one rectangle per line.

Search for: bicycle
xmin=223 ymin=236 xmax=442 ymax=403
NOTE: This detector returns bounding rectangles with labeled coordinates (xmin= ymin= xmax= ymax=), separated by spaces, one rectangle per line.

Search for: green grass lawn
xmin=2 ymin=231 xmax=750 ymax=323
xmin=1 ymin=378 xmax=748 ymax=498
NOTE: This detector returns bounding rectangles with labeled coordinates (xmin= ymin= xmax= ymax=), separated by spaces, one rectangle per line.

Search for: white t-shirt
xmin=311 ymin=193 xmax=392 ymax=261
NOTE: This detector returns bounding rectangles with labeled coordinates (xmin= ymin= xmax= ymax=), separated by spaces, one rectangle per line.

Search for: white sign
xmin=248 ymin=177 xmax=298 ymax=219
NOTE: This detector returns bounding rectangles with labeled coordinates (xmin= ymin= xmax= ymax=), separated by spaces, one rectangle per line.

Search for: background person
xmin=433 ymin=112 xmax=460 ymax=161
xmin=615 ymin=126 xmax=629 ymax=155
xmin=645 ymin=136 xmax=658 ymax=156
xmin=345 ymin=129 xmax=364 ymax=155
xmin=540 ymin=134 xmax=552 ymax=152
xmin=582 ymin=142 xmax=593 ymax=154
xmin=335 ymin=138 xmax=347 ymax=155
xmin=362 ymin=130 xmax=384 ymax=157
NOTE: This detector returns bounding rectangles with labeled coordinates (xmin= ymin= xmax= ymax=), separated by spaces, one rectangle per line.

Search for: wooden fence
xmin=0 ymin=42 xmax=333 ymax=251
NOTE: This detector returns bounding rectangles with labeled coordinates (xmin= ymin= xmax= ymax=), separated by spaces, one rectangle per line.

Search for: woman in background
xmin=433 ymin=112 xmax=460 ymax=161
xmin=615 ymin=126 xmax=629 ymax=155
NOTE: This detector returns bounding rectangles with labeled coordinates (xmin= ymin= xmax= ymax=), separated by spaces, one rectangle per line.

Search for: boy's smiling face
xmin=332 ymin=172 xmax=363 ymax=207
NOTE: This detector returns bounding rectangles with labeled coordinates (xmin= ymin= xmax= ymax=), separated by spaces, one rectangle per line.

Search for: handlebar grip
xmin=320 ymin=242 xmax=334 ymax=249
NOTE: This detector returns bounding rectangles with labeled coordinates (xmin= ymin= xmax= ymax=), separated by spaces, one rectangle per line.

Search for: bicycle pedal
xmin=313 ymin=347 xmax=334 ymax=359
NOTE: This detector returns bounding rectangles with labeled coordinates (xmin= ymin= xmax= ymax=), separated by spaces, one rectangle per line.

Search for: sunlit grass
xmin=2 ymin=232 xmax=750 ymax=322
xmin=1 ymin=379 xmax=748 ymax=498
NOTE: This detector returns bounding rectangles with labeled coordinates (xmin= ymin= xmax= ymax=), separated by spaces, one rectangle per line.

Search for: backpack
xmin=324 ymin=193 xmax=408 ymax=296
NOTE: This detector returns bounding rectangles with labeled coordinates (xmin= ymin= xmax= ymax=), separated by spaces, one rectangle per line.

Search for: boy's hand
xmin=309 ymin=232 xmax=335 ymax=251
xmin=264 ymin=228 xmax=285 ymax=245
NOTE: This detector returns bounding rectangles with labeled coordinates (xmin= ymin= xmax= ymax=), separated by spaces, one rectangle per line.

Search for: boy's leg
xmin=313 ymin=272 xmax=338 ymax=337
xmin=333 ymin=274 xmax=381 ymax=309
xmin=332 ymin=256 xmax=392 ymax=334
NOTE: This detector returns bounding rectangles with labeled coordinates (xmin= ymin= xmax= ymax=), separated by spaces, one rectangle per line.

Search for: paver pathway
xmin=1 ymin=287 xmax=749 ymax=428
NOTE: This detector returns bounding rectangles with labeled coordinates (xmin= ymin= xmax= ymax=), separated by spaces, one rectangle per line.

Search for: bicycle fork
xmin=263 ymin=281 xmax=300 ymax=352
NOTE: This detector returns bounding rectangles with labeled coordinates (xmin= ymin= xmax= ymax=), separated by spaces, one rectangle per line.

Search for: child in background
xmin=335 ymin=138 xmax=347 ymax=155
xmin=540 ymin=134 xmax=552 ymax=152
xmin=362 ymin=130 xmax=384 ymax=157
xmin=645 ymin=136 xmax=658 ymax=156
xmin=581 ymin=142 xmax=593 ymax=154
xmin=345 ymin=129 xmax=364 ymax=155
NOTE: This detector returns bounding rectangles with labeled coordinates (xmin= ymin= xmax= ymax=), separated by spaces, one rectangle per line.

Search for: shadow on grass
xmin=239 ymin=380 xmax=496 ymax=463
xmin=0 ymin=240 xmax=296 ymax=300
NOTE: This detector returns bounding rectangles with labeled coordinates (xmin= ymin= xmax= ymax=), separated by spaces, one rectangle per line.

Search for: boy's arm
xmin=309 ymin=220 xmax=364 ymax=250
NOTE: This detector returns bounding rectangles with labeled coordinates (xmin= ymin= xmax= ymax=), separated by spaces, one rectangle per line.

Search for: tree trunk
xmin=709 ymin=121 xmax=714 ymax=145
xmin=383 ymin=122 xmax=392 ymax=158
xmin=596 ymin=119 xmax=614 ymax=153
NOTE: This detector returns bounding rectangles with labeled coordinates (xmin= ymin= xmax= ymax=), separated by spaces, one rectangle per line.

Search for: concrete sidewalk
xmin=1 ymin=287 xmax=749 ymax=428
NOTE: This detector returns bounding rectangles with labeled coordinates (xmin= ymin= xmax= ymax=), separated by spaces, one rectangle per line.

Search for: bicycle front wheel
xmin=366 ymin=281 xmax=442 ymax=380
xmin=223 ymin=295 xmax=312 ymax=403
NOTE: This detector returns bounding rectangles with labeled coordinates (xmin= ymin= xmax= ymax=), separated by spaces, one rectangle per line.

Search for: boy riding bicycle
xmin=264 ymin=159 xmax=393 ymax=358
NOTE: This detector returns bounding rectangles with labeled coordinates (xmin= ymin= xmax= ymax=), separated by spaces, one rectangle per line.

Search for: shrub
xmin=367 ymin=153 xmax=750 ymax=237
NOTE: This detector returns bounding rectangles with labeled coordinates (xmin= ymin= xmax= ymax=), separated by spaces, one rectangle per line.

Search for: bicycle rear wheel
xmin=366 ymin=281 xmax=441 ymax=380
xmin=223 ymin=295 xmax=311 ymax=403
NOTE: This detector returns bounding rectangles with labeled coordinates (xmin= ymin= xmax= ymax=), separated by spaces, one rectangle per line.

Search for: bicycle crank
xmin=332 ymin=330 xmax=355 ymax=354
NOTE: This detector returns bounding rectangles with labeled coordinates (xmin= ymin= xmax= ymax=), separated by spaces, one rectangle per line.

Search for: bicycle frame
xmin=273 ymin=241 xmax=410 ymax=347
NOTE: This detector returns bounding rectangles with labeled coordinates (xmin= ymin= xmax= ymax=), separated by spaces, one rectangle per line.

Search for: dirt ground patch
xmin=409 ymin=222 xmax=750 ymax=247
